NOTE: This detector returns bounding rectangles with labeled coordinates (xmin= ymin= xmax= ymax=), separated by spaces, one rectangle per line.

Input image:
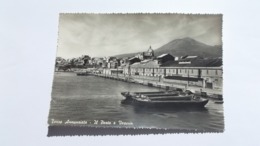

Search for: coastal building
xmin=128 ymin=60 xmax=160 ymax=76
xmin=161 ymin=58 xmax=222 ymax=89
xmin=122 ymin=55 xmax=222 ymax=90
xmin=74 ymin=59 xmax=85 ymax=66
xmin=156 ymin=53 xmax=175 ymax=65
xmin=107 ymin=57 xmax=120 ymax=69
xmin=80 ymin=55 xmax=91 ymax=66
xmin=91 ymin=57 xmax=106 ymax=67
xmin=119 ymin=57 xmax=129 ymax=66
xmin=103 ymin=68 xmax=123 ymax=75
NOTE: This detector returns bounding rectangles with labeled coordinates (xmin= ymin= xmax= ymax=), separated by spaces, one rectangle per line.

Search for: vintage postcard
xmin=48 ymin=13 xmax=224 ymax=136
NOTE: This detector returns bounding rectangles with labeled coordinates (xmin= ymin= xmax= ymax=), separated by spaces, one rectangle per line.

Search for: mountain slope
xmin=154 ymin=37 xmax=222 ymax=58
xmin=113 ymin=52 xmax=139 ymax=59
xmin=114 ymin=37 xmax=222 ymax=58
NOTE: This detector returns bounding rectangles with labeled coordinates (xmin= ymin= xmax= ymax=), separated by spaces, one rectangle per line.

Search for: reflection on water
xmin=48 ymin=72 xmax=224 ymax=131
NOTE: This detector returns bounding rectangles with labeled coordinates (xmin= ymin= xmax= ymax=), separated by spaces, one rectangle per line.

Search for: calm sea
xmin=48 ymin=72 xmax=224 ymax=132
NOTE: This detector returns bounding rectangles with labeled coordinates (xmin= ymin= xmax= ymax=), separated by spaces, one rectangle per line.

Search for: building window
xmin=191 ymin=69 xmax=193 ymax=73
xmin=216 ymin=70 xmax=218 ymax=75
xmin=207 ymin=70 xmax=209 ymax=74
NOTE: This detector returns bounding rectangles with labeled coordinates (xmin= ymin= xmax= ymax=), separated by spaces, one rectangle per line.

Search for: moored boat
xmin=121 ymin=91 xmax=208 ymax=108
xmin=75 ymin=69 xmax=94 ymax=76
xmin=121 ymin=91 xmax=178 ymax=101
xmin=132 ymin=95 xmax=208 ymax=108
xmin=76 ymin=72 xmax=92 ymax=76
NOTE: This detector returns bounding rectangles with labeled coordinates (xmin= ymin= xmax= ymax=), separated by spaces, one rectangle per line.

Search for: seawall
xmin=93 ymin=73 xmax=222 ymax=96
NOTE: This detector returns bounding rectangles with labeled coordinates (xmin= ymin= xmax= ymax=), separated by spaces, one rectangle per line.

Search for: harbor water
xmin=48 ymin=72 xmax=224 ymax=132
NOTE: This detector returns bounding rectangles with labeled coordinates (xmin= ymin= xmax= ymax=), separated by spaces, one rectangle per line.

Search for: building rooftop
xmin=157 ymin=53 xmax=169 ymax=58
xmin=131 ymin=60 xmax=159 ymax=68
xmin=140 ymin=59 xmax=151 ymax=63
xmin=161 ymin=58 xmax=222 ymax=67
xmin=183 ymin=55 xmax=198 ymax=59
xmin=129 ymin=56 xmax=139 ymax=60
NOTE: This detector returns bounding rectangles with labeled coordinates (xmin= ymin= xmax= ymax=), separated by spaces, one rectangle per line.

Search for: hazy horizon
xmin=57 ymin=14 xmax=222 ymax=59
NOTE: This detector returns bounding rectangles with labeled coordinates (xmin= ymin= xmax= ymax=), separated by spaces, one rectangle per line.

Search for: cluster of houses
xmin=56 ymin=46 xmax=222 ymax=90
xmin=56 ymin=55 xmax=91 ymax=67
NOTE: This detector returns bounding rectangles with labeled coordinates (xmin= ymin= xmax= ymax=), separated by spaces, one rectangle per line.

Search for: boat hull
xmin=121 ymin=91 xmax=209 ymax=108
xmin=131 ymin=98 xmax=209 ymax=108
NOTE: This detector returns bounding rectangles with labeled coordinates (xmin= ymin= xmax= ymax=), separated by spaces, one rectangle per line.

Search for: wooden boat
xmin=76 ymin=73 xmax=90 ymax=76
xmin=75 ymin=69 xmax=93 ymax=76
xmin=131 ymin=95 xmax=208 ymax=108
xmin=76 ymin=71 xmax=93 ymax=76
xmin=121 ymin=91 xmax=208 ymax=108
xmin=121 ymin=91 xmax=178 ymax=101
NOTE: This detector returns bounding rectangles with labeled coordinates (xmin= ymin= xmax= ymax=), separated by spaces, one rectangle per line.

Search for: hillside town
xmin=55 ymin=46 xmax=222 ymax=95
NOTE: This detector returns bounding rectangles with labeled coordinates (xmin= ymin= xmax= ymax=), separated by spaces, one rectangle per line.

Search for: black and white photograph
xmin=3 ymin=0 xmax=260 ymax=145
xmin=48 ymin=13 xmax=224 ymax=134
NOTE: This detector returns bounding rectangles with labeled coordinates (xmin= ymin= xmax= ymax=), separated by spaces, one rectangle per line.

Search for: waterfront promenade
xmin=93 ymin=73 xmax=222 ymax=95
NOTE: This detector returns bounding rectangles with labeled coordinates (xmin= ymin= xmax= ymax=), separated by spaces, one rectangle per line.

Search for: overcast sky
xmin=57 ymin=14 xmax=222 ymax=59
